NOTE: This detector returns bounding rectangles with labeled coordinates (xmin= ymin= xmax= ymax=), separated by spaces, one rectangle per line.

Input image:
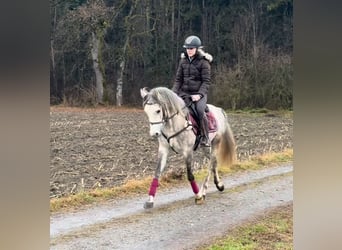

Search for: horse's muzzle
xmin=153 ymin=132 xmax=161 ymax=138
xmin=150 ymin=131 xmax=161 ymax=138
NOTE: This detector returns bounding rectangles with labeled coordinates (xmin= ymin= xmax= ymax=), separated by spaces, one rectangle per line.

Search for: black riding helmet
xmin=183 ymin=35 xmax=202 ymax=49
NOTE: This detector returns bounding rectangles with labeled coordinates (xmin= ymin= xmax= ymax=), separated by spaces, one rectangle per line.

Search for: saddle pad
xmin=189 ymin=111 xmax=218 ymax=135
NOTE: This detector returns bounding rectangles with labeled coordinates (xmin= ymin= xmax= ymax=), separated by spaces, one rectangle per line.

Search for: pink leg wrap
xmin=148 ymin=178 xmax=159 ymax=197
xmin=190 ymin=180 xmax=199 ymax=194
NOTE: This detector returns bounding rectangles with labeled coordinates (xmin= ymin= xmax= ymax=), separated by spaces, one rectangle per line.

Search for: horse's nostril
xmin=150 ymin=131 xmax=160 ymax=138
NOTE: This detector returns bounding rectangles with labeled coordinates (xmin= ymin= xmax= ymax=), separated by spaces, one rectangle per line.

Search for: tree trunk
xmin=175 ymin=0 xmax=181 ymax=71
xmin=116 ymin=1 xmax=135 ymax=106
xmin=201 ymin=0 xmax=207 ymax=44
xmin=116 ymin=60 xmax=123 ymax=106
xmin=50 ymin=39 xmax=57 ymax=93
xmin=90 ymin=31 xmax=104 ymax=103
xmin=50 ymin=4 xmax=57 ymax=100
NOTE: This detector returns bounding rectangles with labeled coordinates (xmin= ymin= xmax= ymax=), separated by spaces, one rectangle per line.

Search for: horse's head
xmin=141 ymin=87 xmax=188 ymax=138
xmin=140 ymin=87 xmax=165 ymax=138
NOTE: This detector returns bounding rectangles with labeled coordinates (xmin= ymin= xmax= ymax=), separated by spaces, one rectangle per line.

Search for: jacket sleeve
xmin=198 ymin=59 xmax=211 ymax=97
xmin=172 ymin=61 xmax=183 ymax=94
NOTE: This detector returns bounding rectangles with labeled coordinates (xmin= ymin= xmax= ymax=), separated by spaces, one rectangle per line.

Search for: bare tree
xmin=76 ymin=0 xmax=115 ymax=103
xmin=116 ymin=0 xmax=156 ymax=106
xmin=51 ymin=0 xmax=293 ymax=109
xmin=116 ymin=1 xmax=136 ymax=106
xmin=50 ymin=0 xmax=58 ymax=101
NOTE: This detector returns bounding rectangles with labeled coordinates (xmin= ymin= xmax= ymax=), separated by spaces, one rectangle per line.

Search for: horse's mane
xmin=149 ymin=87 xmax=188 ymax=118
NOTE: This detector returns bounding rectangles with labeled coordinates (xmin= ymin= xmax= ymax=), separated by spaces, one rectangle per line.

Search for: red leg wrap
xmin=190 ymin=180 xmax=199 ymax=194
xmin=148 ymin=178 xmax=159 ymax=197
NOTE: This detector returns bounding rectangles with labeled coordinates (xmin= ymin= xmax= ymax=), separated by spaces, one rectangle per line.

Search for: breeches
xmin=193 ymin=95 xmax=207 ymax=120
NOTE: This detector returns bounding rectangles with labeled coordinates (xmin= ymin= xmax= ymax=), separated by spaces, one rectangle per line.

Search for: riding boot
xmin=200 ymin=115 xmax=210 ymax=146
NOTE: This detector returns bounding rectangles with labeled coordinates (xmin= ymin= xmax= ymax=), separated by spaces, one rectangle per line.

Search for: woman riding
xmin=172 ymin=35 xmax=213 ymax=146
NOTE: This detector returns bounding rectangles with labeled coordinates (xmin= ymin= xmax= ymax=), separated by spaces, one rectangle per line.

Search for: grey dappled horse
xmin=140 ymin=87 xmax=236 ymax=209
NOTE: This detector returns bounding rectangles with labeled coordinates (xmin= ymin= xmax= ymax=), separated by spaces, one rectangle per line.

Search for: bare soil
xmin=50 ymin=106 xmax=293 ymax=199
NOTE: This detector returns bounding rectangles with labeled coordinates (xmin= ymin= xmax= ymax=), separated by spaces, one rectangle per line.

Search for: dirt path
xmin=50 ymin=164 xmax=293 ymax=249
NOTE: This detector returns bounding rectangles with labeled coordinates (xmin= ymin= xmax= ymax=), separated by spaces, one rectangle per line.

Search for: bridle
xmin=147 ymin=106 xmax=179 ymax=125
xmin=144 ymin=101 xmax=192 ymax=153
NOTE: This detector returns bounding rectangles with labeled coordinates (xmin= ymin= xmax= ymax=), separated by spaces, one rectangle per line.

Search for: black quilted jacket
xmin=172 ymin=49 xmax=213 ymax=98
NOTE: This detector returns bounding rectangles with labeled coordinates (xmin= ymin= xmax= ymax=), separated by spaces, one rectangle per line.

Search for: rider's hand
xmin=191 ymin=94 xmax=202 ymax=102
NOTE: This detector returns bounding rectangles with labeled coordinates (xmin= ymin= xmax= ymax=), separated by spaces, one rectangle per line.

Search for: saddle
xmin=186 ymin=103 xmax=218 ymax=150
xmin=188 ymin=111 xmax=217 ymax=136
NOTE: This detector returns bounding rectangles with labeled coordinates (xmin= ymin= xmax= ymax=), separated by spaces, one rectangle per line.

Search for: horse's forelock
xmin=142 ymin=94 xmax=150 ymax=106
xmin=143 ymin=92 xmax=157 ymax=106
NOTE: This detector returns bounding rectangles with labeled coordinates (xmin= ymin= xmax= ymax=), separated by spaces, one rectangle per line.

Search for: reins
xmin=161 ymin=113 xmax=192 ymax=153
xmin=161 ymin=120 xmax=192 ymax=143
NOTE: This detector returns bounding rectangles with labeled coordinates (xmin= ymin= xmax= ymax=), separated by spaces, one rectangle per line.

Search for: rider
xmin=172 ymin=35 xmax=213 ymax=146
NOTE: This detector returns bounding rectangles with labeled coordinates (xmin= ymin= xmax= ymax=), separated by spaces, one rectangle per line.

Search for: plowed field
xmin=50 ymin=107 xmax=292 ymax=198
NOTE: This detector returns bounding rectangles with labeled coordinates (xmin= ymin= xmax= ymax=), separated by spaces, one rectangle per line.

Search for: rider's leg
xmin=195 ymin=96 xmax=210 ymax=146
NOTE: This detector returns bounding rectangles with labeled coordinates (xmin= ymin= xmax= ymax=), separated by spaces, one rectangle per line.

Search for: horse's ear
xmin=140 ymin=87 xmax=150 ymax=98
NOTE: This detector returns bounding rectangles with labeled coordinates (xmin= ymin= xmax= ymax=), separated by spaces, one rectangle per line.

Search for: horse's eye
xmin=156 ymin=110 xmax=161 ymax=114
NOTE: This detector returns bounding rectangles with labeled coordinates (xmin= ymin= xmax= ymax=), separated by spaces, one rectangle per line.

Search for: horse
xmin=140 ymin=87 xmax=236 ymax=209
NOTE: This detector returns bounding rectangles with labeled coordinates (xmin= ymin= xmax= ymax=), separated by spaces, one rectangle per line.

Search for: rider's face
xmin=186 ymin=47 xmax=197 ymax=57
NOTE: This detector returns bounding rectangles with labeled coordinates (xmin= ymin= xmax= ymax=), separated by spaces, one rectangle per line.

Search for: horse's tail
xmin=217 ymin=110 xmax=237 ymax=168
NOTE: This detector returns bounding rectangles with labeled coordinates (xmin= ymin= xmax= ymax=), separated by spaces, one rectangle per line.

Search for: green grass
xmin=203 ymin=204 xmax=293 ymax=250
xmin=50 ymin=149 xmax=293 ymax=213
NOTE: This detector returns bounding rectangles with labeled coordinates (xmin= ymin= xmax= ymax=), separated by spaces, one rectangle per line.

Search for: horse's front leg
xmin=144 ymin=143 xmax=169 ymax=209
xmin=184 ymin=152 xmax=204 ymax=204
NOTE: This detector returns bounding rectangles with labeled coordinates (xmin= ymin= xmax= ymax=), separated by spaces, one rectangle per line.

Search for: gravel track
xmin=50 ymin=165 xmax=293 ymax=249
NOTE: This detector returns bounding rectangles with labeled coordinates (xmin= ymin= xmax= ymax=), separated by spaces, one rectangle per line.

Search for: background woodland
xmin=50 ymin=0 xmax=293 ymax=110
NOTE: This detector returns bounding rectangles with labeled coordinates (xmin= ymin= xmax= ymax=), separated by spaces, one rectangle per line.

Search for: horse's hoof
xmin=216 ymin=183 xmax=225 ymax=192
xmin=144 ymin=201 xmax=154 ymax=209
xmin=195 ymin=195 xmax=205 ymax=205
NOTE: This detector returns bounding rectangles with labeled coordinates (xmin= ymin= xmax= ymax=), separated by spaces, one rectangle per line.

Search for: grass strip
xmin=202 ymin=203 xmax=293 ymax=250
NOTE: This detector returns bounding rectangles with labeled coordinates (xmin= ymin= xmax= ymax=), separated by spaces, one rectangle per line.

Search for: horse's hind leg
xmin=201 ymin=139 xmax=224 ymax=194
xmin=196 ymin=167 xmax=211 ymax=204
xmin=211 ymin=141 xmax=224 ymax=192
xmin=211 ymin=153 xmax=224 ymax=191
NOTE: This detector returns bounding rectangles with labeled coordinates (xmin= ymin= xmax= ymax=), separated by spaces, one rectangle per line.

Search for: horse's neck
xmin=165 ymin=113 xmax=187 ymax=132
